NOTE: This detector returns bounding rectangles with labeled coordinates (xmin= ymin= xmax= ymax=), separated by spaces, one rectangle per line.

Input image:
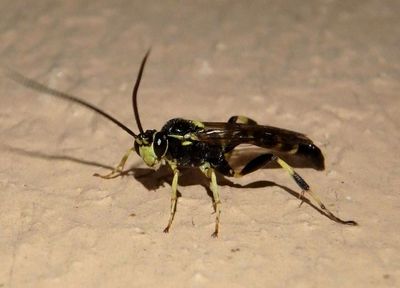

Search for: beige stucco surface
xmin=1 ymin=1 xmax=399 ymax=287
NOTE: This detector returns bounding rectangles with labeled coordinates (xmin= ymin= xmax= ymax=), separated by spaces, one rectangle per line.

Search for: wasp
xmin=7 ymin=50 xmax=357 ymax=237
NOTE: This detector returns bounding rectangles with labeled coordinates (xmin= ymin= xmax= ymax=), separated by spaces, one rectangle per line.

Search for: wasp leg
xmin=235 ymin=154 xmax=274 ymax=177
xmin=163 ymin=167 xmax=179 ymax=233
xmin=233 ymin=153 xmax=304 ymax=209
xmin=93 ymin=147 xmax=134 ymax=179
xmin=272 ymin=155 xmax=357 ymax=225
xmin=200 ymin=164 xmax=222 ymax=237
xmin=228 ymin=115 xmax=258 ymax=125
xmin=210 ymin=169 xmax=222 ymax=237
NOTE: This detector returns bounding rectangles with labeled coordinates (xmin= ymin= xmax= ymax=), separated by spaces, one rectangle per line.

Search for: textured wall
xmin=1 ymin=1 xmax=399 ymax=287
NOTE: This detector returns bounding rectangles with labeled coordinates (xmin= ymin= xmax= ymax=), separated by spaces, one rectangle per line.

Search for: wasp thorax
xmin=134 ymin=130 xmax=168 ymax=167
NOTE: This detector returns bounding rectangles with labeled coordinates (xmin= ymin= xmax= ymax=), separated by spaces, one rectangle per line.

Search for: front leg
xmin=163 ymin=166 xmax=179 ymax=233
xmin=93 ymin=147 xmax=134 ymax=179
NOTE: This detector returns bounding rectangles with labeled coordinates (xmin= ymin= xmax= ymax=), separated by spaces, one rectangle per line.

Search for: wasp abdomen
xmin=251 ymin=129 xmax=325 ymax=170
xmin=296 ymin=143 xmax=325 ymax=170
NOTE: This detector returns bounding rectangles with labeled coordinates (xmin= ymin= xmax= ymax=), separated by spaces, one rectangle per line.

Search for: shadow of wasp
xmin=6 ymin=50 xmax=357 ymax=237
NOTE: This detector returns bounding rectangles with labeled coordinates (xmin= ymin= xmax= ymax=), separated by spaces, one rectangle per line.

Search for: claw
xmin=298 ymin=190 xmax=305 ymax=207
xmin=93 ymin=169 xmax=122 ymax=179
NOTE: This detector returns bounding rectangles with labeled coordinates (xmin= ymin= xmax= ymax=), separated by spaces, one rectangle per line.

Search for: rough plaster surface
xmin=1 ymin=1 xmax=399 ymax=287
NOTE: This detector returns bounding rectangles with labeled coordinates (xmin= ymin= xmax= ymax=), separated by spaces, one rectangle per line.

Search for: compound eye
xmin=153 ymin=133 xmax=168 ymax=158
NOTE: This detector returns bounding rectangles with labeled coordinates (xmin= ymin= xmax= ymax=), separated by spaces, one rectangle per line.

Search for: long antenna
xmin=132 ymin=49 xmax=151 ymax=134
xmin=6 ymin=69 xmax=137 ymax=138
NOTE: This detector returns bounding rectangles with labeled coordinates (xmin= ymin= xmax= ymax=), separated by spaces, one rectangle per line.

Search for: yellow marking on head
xmin=139 ymin=145 xmax=158 ymax=167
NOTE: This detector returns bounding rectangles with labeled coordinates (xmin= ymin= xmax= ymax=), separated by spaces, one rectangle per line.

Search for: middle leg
xmin=200 ymin=164 xmax=222 ymax=237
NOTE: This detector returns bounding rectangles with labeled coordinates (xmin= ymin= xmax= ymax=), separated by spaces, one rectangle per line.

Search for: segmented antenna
xmin=132 ymin=49 xmax=151 ymax=134
xmin=6 ymin=68 xmax=137 ymax=138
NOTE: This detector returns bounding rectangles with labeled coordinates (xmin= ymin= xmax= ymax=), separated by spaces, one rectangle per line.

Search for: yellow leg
xmin=273 ymin=156 xmax=357 ymax=225
xmin=200 ymin=164 xmax=222 ymax=237
xmin=163 ymin=168 xmax=179 ymax=233
xmin=93 ymin=147 xmax=134 ymax=179
xmin=274 ymin=156 xmax=328 ymax=209
xmin=210 ymin=169 xmax=221 ymax=237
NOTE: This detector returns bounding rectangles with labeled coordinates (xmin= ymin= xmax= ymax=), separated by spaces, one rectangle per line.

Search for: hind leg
xmin=272 ymin=155 xmax=357 ymax=225
xmin=235 ymin=154 xmax=274 ymax=177
xmin=219 ymin=152 xmax=357 ymax=225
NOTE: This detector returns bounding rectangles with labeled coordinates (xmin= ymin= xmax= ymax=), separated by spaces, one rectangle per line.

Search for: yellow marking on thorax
xmin=190 ymin=120 xmax=205 ymax=128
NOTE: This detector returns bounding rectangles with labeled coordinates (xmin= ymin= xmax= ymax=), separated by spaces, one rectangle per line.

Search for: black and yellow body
xmin=7 ymin=50 xmax=357 ymax=238
xmin=111 ymin=116 xmax=353 ymax=237
xmin=136 ymin=117 xmax=325 ymax=172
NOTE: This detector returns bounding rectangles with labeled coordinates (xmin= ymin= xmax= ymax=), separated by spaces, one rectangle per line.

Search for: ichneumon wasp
xmin=7 ymin=50 xmax=357 ymax=237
